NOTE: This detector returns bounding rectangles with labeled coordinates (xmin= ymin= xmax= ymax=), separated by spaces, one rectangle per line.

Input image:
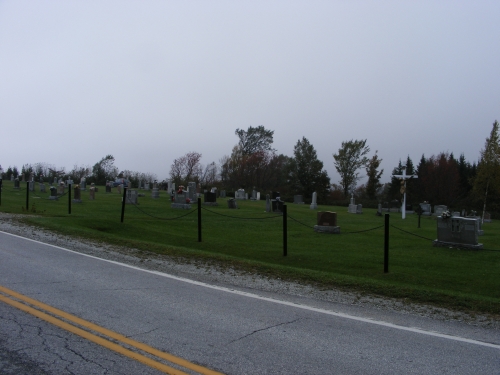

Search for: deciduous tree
xmin=365 ymin=151 xmax=384 ymax=200
xmin=333 ymin=139 xmax=370 ymax=197
xmin=235 ymin=125 xmax=275 ymax=155
xmin=169 ymin=152 xmax=202 ymax=186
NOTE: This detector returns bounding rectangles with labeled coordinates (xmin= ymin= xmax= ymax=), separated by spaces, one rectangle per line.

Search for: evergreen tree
xmin=287 ymin=137 xmax=330 ymax=202
xmin=472 ymin=120 xmax=500 ymax=220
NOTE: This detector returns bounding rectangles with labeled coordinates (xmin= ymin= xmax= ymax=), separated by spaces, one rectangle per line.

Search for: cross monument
xmin=392 ymin=166 xmax=417 ymax=219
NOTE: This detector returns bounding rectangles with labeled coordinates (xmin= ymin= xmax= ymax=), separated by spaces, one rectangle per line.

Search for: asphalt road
xmin=0 ymin=231 xmax=498 ymax=374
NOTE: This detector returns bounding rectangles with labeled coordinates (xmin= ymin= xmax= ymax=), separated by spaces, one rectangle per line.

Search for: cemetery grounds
xmin=0 ymin=180 xmax=499 ymax=319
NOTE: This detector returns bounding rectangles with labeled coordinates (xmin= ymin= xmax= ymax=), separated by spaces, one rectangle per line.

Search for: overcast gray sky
xmin=1 ymin=1 xmax=499 ymax=185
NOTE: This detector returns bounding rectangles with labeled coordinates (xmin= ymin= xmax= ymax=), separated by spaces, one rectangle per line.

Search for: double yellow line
xmin=0 ymin=285 xmax=224 ymax=375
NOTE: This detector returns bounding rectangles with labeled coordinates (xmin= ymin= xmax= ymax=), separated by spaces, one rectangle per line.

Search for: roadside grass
xmin=1 ymin=181 xmax=499 ymax=316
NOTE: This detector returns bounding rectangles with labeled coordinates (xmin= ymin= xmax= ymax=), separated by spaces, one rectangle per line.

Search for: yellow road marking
xmin=0 ymin=285 xmax=225 ymax=375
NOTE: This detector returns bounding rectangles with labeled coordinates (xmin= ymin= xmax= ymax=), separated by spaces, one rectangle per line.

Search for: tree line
xmin=2 ymin=121 xmax=499 ymax=214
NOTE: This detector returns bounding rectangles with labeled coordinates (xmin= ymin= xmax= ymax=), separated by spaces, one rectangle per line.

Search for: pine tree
xmin=472 ymin=120 xmax=500 ymax=221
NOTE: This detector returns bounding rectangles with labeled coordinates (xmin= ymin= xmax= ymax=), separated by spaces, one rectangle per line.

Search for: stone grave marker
xmin=314 ymin=211 xmax=340 ymax=234
xmin=235 ymin=189 xmax=246 ymax=200
xmin=14 ymin=178 xmax=20 ymax=189
xmin=72 ymin=185 xmax=82 ymax=203
xmin=272 ymin=198 xmax=284 ymax=214
xmin=126 ymin=189 xmax=138 ymax=205
xmin=220 ymin=190 xmax=226 ymax=198
xmin=57 ymin=182 xmax=65 ymax=195
xmin=433 ymin=205 xmax=447 ymax=216
xmin=80 ymin=178 xmax=87 ymax=191
xmin=433 ymin=216 xmax=482 ymax=249
xmin=171 ymin=191 xmax=191 ymax=209
xmin=356 ymin=204 xmax=363 ymax=214
xmin=188 ymin=182 xmax=197 ymax=201
xmin=89 ymin=185 xmax=96 ymax=200
xmin=203 ymin=191 xmax=218 ymax=206
xmin=227 ymin=198 xmax=237 ymax=209
xmin=348 ymin=195 xmax=357 ymax=213
xmin=310 ymin=192 xmax=317 ymax=209
xmin=294 ymin=195 xmax=304 ymax=204
xmin=420 ymin=203 xmax=431 ymax=216
xmin=483 ymin=212 xmax=492 ymax=223
xmin=49 ymin=186 xmax=58 ymax=200
xmin=106 ymin=182 xmax=112 ymax=193
xmin=151 ymin=181 xmax=159 ymax=199
xmin=265 ymin=194 xmax=271 ymax=212
xmin=39 ymin=182 xmax=46 ymax=193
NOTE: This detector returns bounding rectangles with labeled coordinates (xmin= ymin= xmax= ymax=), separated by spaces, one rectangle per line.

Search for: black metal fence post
xmin=384 ymin=213 xmax=389 ymax=273
xmin=283 ymin=204 xmax=287 ymax=256
xmin=121 ymin=187 xmax=127 ymax=223
xmin=68 ymin=184 xmax=72 ymax=215
xmin=26 ymin=182 xmax=29 ymax=211
xmin=198 ymin=197 xmax=202 ymax=242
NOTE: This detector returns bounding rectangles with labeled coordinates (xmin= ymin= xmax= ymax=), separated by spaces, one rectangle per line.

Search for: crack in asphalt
xmin=227 ymin=318 xmax=302 ymax=345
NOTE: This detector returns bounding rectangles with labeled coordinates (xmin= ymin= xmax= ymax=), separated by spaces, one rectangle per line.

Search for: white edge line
xmin=1 ymin=230 xmax=499 ymax=350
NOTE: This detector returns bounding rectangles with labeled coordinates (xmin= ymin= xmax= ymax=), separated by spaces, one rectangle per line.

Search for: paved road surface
xmin=0 ymin=231 xmax=498 ymax=374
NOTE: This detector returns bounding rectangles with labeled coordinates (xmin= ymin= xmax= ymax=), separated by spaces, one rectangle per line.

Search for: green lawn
xmin=1 ymin=180 xmax=499 ymax=316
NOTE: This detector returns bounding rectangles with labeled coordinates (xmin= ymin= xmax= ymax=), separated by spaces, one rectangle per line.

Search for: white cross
xmin=392 ymin=166 xmax=417 ymax=219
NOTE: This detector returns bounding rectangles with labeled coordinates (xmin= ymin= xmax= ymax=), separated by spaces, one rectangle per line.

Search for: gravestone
xmin=390 ymin=200 xmax=400 ymax=212
xmin=220 ymin=190 xmax=226 ymax=198
xmin=188 ymin=182 xmax=197 ymax=201
xmin=314 ymin=211 xmax=340 ymax=234
xmin=433 ymin=205 xmax=447 ymax=216
xmin=376 ymin=203 xmax=382 ymax=216
xmin=433 ymin=216 xmax=482 ymax=249
xmin=271 ymin=191 xmax=280 ymax=200
xmin=39 ymin=183 xmax=46 ymax=193
xmin=21 ymin=174 xmax=25 ymax=182
xmin=466 ymin=212 xmax=484 ymax=236
xmin=72 ymin=185 xmax=82 ymax=203
xmin=126 ymin=189 xmax=138 ymax=205
xmin=251 ymin=190 xmax=259 ymax=200
xmin=89 ymin=185 xmax=96 ymax=200
xmin=356 ymin=204 xmax=363 ymax=214
xmin=144 ymin=182 xmax=150 ymax=191
xmin=151 ymin=180 xmax=159 ymax=199
xmin=382 ymin=201 xmax=390 ymax=212
xmin=29 ymin=180 xmax=34 ymax=191
xmin=57 ymin=182 xmax=65 ymax=196
xmin=80 ymin=178 xmax=86 ymax=191
xmin=227 ymin=198 xmax=237 ymax=209
xmin=348 ymin=195 xmax=357 ymax=214
xmin=53 ymin=177 xmax=58 ymax=184
xmin=420 ymin=203 xmax=431 ymax=216
xmin=117 ymin=184 xmax=122 ymax=195
xmin=483 ymin=212 xmax=492 ymax=223
xmin=171 ymin=192 xmax=191 ymax=209
xmin=310 ymin=192 xmax=317 ymax=209
xmin=49 ymin=186 xmax=58 ymax=200
xmin=10 ymin=175 xmax=14 ymax=181
xmin=203 ymin=191 xmax=218 ymax=206
xmin=265 ymin=194 xmax=271 ymax=212
xmin=106 ymin=182 xmax=112 ymax=193
xmin=14 ymin=178 xmax=20 ymax=189
xmin=272 ymin=199 xmax=284 ymax=214
xmin=235 ymin=189 xmax=246 ymax=200
xmin=293 ymin=195 xmax=304 ymax=204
